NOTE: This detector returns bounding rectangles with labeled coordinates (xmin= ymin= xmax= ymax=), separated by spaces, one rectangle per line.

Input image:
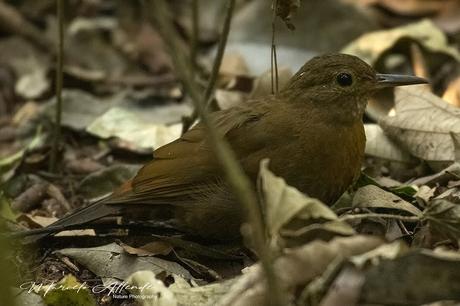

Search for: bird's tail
xmin=13 ymin=197 xmax=120 ymax=241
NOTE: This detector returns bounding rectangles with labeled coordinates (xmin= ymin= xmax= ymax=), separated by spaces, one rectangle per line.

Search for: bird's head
xmin=282 ymin=54 xmax=427 ymax=124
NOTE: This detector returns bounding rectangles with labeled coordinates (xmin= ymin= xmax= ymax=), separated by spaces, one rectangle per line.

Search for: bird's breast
xmin=265 ymin=119 xmax=365 ymax=204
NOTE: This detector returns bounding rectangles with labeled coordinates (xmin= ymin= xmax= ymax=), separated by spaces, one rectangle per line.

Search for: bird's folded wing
xmin=106 ymin=100 xmax=270 ymax=205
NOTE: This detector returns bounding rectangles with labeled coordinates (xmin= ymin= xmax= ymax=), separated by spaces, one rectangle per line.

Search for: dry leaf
xmin=361 ymin=249 xmax=460 ymax=304
xmin=127 ymin=271 xmax=233 ymax=306
xmin=56 ymin=243 xmax=192 ymax=290
xmin=350 ymin=240 xmax=408 ymax=268
xmin=442 ymin=77 xmax=460 ymax=107
xmin=423 ymin=199 xmax=460 ymax=240
xmin=364 ymin=124 xmax=415 ymax=163
xmin=342 ymin=19 xmax=460 ymax=65
xmin=120 ymin=241 xmax=173 ymax=257
xmin=380 ymin=86 xmax=460 ymax=163
xmin=344 ymin=0 xmax=460 ymax=33
xmin=86 ymin=107 xmax=182 ymax=151
xmin=353 ymin=185 xmax=422 ymax=217
xmin=216 ymin=236 xmax=383 ymax=306
xmin=258 ymin=159 xmax=354 ymax=249
xmin=343 ymin=0 xmax=446 ymax=14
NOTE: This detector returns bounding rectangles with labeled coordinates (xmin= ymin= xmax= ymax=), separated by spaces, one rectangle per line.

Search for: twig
xmin=148 ymin=1 xmax=283 ymax=305
xmin=49 ymin=0 xmax=64 ymax=173
xmin=271 ymin=0 xmax=279 ymax=94
xmin=182 ymin=0 xmax=235 ymax=133
xmin=191 ymin=0 xmax=199 ymax=75
xmin=339 ymin=213 xmax=420 ymax=223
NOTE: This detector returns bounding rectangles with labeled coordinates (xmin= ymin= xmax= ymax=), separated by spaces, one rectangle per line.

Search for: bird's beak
xmin=376 ymin=73 xmax=428 ymax=88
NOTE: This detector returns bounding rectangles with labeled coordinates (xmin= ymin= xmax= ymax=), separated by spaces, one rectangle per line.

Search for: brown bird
xmin=26 ymin=54 xmax=427 ymax=241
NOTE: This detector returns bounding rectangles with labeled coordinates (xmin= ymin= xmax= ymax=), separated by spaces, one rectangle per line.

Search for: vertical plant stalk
xmin=271 ymin=0 xmax=279 ymax=94
xmin=149 ymin=1 xmax=283 ymax=305
xmin=191 ymin=0 xmax=199 ymax=75
xmin=49 ymin=0 xmax=64 ymax=172
xmin=182 ymin=0 xmax=235 ymax=133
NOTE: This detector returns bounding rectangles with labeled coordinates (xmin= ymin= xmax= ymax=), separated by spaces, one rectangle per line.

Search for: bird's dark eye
xmin=336 ymin=73 xmax=353 ymax=87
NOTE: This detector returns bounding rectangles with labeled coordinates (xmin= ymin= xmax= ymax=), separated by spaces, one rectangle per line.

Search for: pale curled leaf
xmin=56 ymin=243 xmax=192 ymax=282
xmin=258 ymin=159 xmax=354 ymax=248
xmin=380 ymin=86 xmax=460 ymax=162
xmin=353 ymin=185 xmax=422 ymax=217
xmin=87 ymin=107 xmax=182 ymax=150
xmin=350 ymin=240 xmax=408 ymax=268
xmin=126 ymin=270 xmax=234 ymax=306
xmin=216 ymin=236 xmax=383 ymax=306
xmin=342 ymin=19 xmax=460 ymax=65
xmin=364 ymin=124 xmax=415 ymax=163
xmin=411 ymin=162 xmax=460 ymax=187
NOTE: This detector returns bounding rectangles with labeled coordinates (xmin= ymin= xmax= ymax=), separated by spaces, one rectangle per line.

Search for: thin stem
xmin=191 ymin=0 xmax=199 ymax=75
xmin=149 ymin=1 xmax=283 ymax=305
xmin=203 ymin=0 xmax=234 ymax=106
xmin=339 ymin=213 xmax=420 ymax=223
xmin=182 ymin=0 xmax=235 ymax=133
xmin=271 ymin=0 xmax=279 ymax=94
xmin=49 ymin=0 xmax=64 ymax=172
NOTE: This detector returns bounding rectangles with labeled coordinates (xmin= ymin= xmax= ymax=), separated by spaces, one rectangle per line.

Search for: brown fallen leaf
xmin=120 ymin=241 xmax=173 ymax=257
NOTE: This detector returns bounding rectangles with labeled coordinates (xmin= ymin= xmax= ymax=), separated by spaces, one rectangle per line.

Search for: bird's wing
xmin=106 ymin=99 xmax=271 ymax=205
